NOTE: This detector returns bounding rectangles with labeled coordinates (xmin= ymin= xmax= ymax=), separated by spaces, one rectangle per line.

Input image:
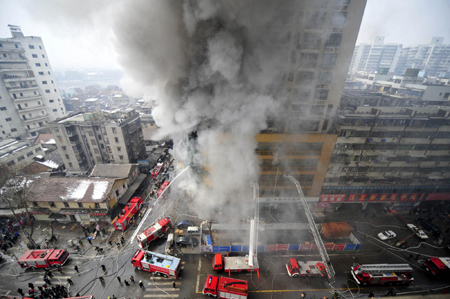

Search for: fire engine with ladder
xmin=202 ymin=275 xmax=248 ymax=299
xmin=151 ymin=163 xmax=165 ymax=180
xmin=424 ymin=257 xmax=450 ymax=276
xmin=351 ymin=264 xmax=414 ymax=285
xmin=112 ymin=197 xmax=143 ymax=231
xmin=131 ymin=249 xmax=182 ymax=278
xmin=286 ymin=259 xmax=327 ymax=278
xmin=136 ymin=216 xmax=171 ymax=248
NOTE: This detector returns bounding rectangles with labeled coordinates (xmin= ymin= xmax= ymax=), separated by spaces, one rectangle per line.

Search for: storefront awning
xmin=58 ymin=208 xmax=109 ymax=216
xmin=0 ymin=208 xmax=27 ymax=216
xmin=28 ymin=207 xmax=51 ymax=215
xmin=48 ymin=213 xmax=67 ymax=219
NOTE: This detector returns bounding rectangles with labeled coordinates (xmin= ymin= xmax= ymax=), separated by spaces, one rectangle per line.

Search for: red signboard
xmin=320 ymin=194 xmax=346 ymax=202
xmin=379 ymin=194 xmax=388 ymax=201
xmin=300 ymin=244 xmax=312 ymax=251
xmin=276 ymin=244 xmax=289 ymax=251
xmin=426 ymin=193 xmax=450 ymax=201
xmin=265 ymin=245 xmax=277 ymax=251
xmin=324 ymin=243 xmax=335 ymax=251
xmin=388 ymin=194 xmax=398 ymax=201
xmin=399 ymin=194 xmax=409 ymax=202
xmin=317 ymin=202 xmax=330 ymax=208
xmin=358 ymin=194 xmax=367 ymax=202
xmin=409 ymin=194 xmax=418 ymax=202
xmin=418 ymin=194 xmax=425 ymax=201
xmin=333 ymin=244 xmax=345 ymax=251
xmin=347 ymin=194 xmax=357 ymax=202
xmin=368 ymin=194 xmax=378 ymax=202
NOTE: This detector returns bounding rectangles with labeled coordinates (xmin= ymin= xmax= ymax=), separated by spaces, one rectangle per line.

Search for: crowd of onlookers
xmin=1 ymin=219 xmax=20 ymax=253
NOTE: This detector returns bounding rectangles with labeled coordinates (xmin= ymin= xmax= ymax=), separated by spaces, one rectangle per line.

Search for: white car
xmin=415 ymin=230 xmax=428 ymax=240
xmin=377 ymin=230 xmax=396 ymax=241
xmin=407 ymin=224 xmax=418 ymax=232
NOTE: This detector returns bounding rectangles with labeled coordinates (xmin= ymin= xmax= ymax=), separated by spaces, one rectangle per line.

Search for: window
xmin=11 ymin=128 xmax=17 ymax=132
xmin=39 ymin=46 xmax=42 ymax=49
xmin=51 ymin=80 xmax=53 ymax=84
xmin=38 ymin=71 xmax=44 ymax=75
xmin=314 ymin=89 xmax=329 ymax=100
xmin=5 ymin=118 xmax=11 ymax=121
xmin=45 ymin=63 xmax=48 ymax=67
xmin=91 ymin=139 xmax=97 ymax=145
xmin=95 ymin=203 xmax=100 ymax=209
xmin=0 ymin=43 xmax=2 ymax=47
xmin=87 ymin=131 xmax=94 ymax=136
xmin=2 ymin=54 xmax=6 ymax=58
xmin=296 ymin=71 xmax=314 ymax=85
xmin=54 ymin=89 xmax=57 ymax=92
xmin=119 ymin=155 xmax=124 ymax=160
xmin=38 ymin=101 xmax=41 ymax=105
xmin=65 ymin=154 xmax=70 ymax=159
xmin=300 ymin=53 xmax=318 ymax=68
xmin=115 ymin=137 xmax=119 ymax=143
xmin=327 ymin=104 xmax=334 ymax=113
xmin=322 ymin=53 xmax=338 ymax=67
xmin=29 ymin=45 xmax=35 ymax=49
xmin=94 ymin=148 xmax=100 ymax=154
xmin=62 ymin=146 xmax=67 ymax=151
xmin=35 ymin=148 xmax=41 ymax=152
xmin=0 ymin=107 xmax=6 ymax=111
xmin=322 ymin=119 xmax=329 ymax=131
xmin=306 ymin=12 xmax=327 ymax=29
xmin=318 ymin=72 xmax=333 ymax=83
xmin=117 ymin=147 xmax=121 ymax=152
xmin=26 ymin=151 xmax=33 ymax=157
xmin=17 ymin=155 xmax=25 ymax=161
xmin=42 ymin=54 xmax=45 ymax=58
xmin=325 ymin=33 xmax=342 ymax=47
xmin=52 ymin=109 xmax=57 ymax=112
xmin=68 ymin=163 xmax=73 ymax=168
xmin=303 ymin=33 xmax=321 ymax=50
xmin=32 ymin=201 xmax=38 ymax=207
xmin=7 ymin=160 xmax=15 ymax=166
xmin=63 ymin=202 xmax=70 ymax=208
xmin=49 ymin=100 xmax=54 ymax=103
xmin=35 ymin=63 xmax=41 ymax=67
xmin=49 ymin=201 xmax=56 ymax=207
xmin=46 ymin=90 xmax=51 ymax=93
xmin=311 ymin=105 xmax=325 ymax=115
xmin=77 ymin=202 xmax=83 ymax=208
xmin=96 ymin=156 xmax=102 ymax=162
xmin=32 ymin=54 xmax=38 ymax=58
xmin=48 ymin=71 xmax=51 ymax=75
xmin=330 ymin=12 xmax=347 ymax=27
xmin=15 ymin=44 xmax=18 ymax=48
xmin=42 ymin=81 xmax=47 ymax=84
xmin=112 ymin=128 xmax=117 ymax=134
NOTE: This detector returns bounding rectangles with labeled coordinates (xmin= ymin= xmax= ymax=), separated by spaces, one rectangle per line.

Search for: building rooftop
xmin=30 ymin=177 xmax=116 ymax=202
xmin=34 ymin=134 xmax=54 ymax=145
xmin=90 ymin=164 xmax=135 ymax=179
xmin=0 ymin=139 xmax=37 ymax=159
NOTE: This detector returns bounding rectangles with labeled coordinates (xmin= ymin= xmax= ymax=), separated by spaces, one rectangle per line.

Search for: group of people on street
xmin=0 ymin=228 xmax=19 ymax=252
xmin=18 ymin=281 xmax=68 ymax=299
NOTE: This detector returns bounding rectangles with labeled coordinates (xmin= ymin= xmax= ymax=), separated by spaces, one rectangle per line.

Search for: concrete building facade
xmin=349 ymin=36 xmax=402 ymax=74
xmin=0 ymin=138 xmax=44 ymax=171
xmin=0 ymin=25 xmax=66 ymax=140
xmin=256 ymin=0 xmax=367 ymax=197
xmin=395 ymin=37 xmax=450 ymax=77
xmin=48 ymin=109 xmax=145 ymax=172
xmin=321 ymin=74 xmax=450 ymax=208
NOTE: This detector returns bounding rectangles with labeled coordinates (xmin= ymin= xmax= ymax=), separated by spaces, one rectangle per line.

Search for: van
xmin=166 ymin=233 xmax=174 ymax=248
xmin=187 ymin=226 xmax=200 ymax=235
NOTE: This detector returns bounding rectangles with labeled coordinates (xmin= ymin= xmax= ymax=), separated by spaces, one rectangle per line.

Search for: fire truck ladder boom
xmin=283 ymin=171 xmax=336 ymax=284
xmin=356 ymin=264 xmax=413 ymax=273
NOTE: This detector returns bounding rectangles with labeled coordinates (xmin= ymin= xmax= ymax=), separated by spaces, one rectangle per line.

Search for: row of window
xmin=32 ymin=54 xmax=45 ymax=59
xmin=38 ymin=71 xmax=51 ymax=75
xmin=5 ymin=148 xmax=41 ymax=166
xmin=35 ymin=63 xmax=48 ymax=67
xmin=28 ymin=45 xmax=43 ymax=50
xmin=33 ymin=201 xmax=101 ymax=209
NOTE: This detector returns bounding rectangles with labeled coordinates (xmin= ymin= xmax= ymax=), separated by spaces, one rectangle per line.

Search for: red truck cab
xmin=203 ymin=275 xmax=248 ymax=299
xmin=212 ymin=253 xmax=223 ymax=271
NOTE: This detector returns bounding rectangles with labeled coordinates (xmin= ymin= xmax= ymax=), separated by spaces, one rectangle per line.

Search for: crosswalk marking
xmin=145 ymin=287 xmax=179 ymax=291
xmin=147 ymin=282 xmax=182 ymax=286
xmin=144 ymin=295 xmax=179 ymax=298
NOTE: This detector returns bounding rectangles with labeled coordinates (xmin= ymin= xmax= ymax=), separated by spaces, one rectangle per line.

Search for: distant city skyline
xmin=0 ymin=0 xmax=449 ymax=69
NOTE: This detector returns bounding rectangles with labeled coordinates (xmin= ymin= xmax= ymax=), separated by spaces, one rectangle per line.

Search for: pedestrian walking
xmin=416 ymin=254 xmax=421 ymax=260
xmin=101 ymin=264 xmax=106 ymax=272
xmin=117 ymin=276 xmax=122 ymax=284
xmin=408 ymin=253 xmax=413 ymax=260
xmin=364 ymin=234 xmax=368 ymax=239
xmin=67 ymin=278 xmax=73 ymax=285
xmin=130 ymin=275 xmax=135 ymax=282
xmin=28 ymin=283 xmax=34 ymax=289
xmin=368 ymin=291 xmax=375 ymax=298
xmin=108 ymin=240 xmax=113 ymax=247
xmin=57 ymin=266 xmax=63 ymax=274
xmin=76 ymin=245 xmax=80 ymax=252
xmin=74 ymin=265 xmax=79 ymax=273
xmin=172 ymin=281 xmax=176 ymax=288
xmin=112 ymin=295 xmax=117 ymax=299
xmin=44 ymin=276 xmax=51 ymax=285
xmin=17 ymin=288 xmax=24 ymax=296
xmin=301 ymin=292 xmax=306 ymax=298
xmin=99 ymin=276 xmax=105 ymax=283
xmin=139 ymin=280 xmax=144 ymax=288
xmin=84 ymin=231 xmax=88 ymax=238
xmin=124 ymin=279 xmax=130 ymax=286
xmin=79 ymin=240 xmax=83 ymax=247
xmin=87 ymin=237 xmax=92 ymax=245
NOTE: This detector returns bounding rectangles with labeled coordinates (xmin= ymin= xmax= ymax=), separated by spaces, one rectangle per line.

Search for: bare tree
xmin=0 ymin=166 xmax=38 ymax=248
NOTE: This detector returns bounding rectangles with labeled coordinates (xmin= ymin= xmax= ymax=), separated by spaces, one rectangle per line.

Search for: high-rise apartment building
xmin=349 ymin=36 xmax=402 ymax=74
xmin=0 ymin=25 xmax=66 ymax=140
xmin=48 ymin=109 xmax=145 ymax=172
xmin=256 ymin=0 xmax=367 ymax=197
xmin=321 ymin=73 xmax=450 ymax=208
xmin=395 ymin=37 xmax=450 ymax=77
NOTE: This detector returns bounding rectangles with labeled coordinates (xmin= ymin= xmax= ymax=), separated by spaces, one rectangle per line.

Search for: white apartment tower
xmin=349 ymin=36 xmax=402 ymax=73
xmin=0 ymin=25 xmax=66 ymax=140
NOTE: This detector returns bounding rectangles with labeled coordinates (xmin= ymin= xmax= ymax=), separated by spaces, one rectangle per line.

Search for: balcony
xmin=3 ymin=74 xmax=35 ymax=82
xmin=17 ymin=106 xmax=45 ymax=113
xmin=0 ymin=48 xmax=25 ymax=53
xmin=0 ymin=66 xmax=31 ymax=72
xmin=0 ymin=58 xmax=27 ymax=63
xmin=13 ymin=95 xmax=43 ymax=102
xmin=22 ymin=114 xmax=49 ymax=123
xmin=6 ymin=84 xmax=39 ymax=91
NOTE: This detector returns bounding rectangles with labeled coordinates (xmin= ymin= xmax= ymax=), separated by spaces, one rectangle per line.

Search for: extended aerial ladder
xmin=283 ymin=171 xmax=336 ymax=284
xmin=353 ymin=264 xmax=413 ymax=274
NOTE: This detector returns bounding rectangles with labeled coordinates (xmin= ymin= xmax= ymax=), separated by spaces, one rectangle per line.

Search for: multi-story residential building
xmin=395 ymin=37 xmax=450 ymax=77
xmin=255 ymin=0 xmax=366 ymax=197
xmin=0 ymin=25 xmax=66 ymax=140
xmin=321 ymin=73 xmax=450 ymax=209
xmin=48 ymin=109 xmax=145 ymax=172
xmin=349 ymin=36 xmax=402 ymax=73
xmin=0 ymin=138 xmax=44 ymax=171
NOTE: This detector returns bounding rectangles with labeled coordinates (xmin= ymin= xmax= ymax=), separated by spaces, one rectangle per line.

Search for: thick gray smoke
xmin=113 ymin=0 xmax=287 ymax=218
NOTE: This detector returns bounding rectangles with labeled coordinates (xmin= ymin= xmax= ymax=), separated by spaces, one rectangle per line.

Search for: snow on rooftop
xmin=92 ymin=181 xmax=109 ymax=200
xmin=45 ymin=139 xmax=56 ymax=144
xmin=67 ymin=180 xmax=91 ymax=200
xmin=37 ymin=160 xmax=59 ymax=169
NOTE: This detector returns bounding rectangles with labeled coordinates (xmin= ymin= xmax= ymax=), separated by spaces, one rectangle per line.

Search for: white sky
xmin=0 ymin=0 xmax=449 ymax=69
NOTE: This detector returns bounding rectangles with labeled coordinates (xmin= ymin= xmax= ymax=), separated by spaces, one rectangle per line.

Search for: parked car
xmin=377 ymin=230 xmax=396 ymax=241
xmin=407 ymin=224 xmax=418 ymax=232
xmin=416 ymin=218 xmax=440 ymax=235
xmin=415 ymin=230 xmax=428 ymax=240
xmin=176 ymin=220 xmax=195 ymax=229
xmin=176 ymin=236 xmax=199 ymax=247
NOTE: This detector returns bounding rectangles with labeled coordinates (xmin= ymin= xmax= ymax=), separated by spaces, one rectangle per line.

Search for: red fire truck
xmin=351 ymin=263 xmax=414 ymax=285
xmin=131 ymin=249 xmax=182 ymax=278
xmin=136 ymin=217 xmax=171 ymax=248
xmin=212 ymin=253 xmax=259 ymax=277
xmin=157 ymin=181 xmax=170 ymax=199
xmin=286 ymin=258 xmax=327 ymax=277
xmin=202 ymin=275 xmax=248 ymax=299
xmin=151 ymin=163 xmax=165 ymax=179
xmin=424 ymin=257 xmax=450 ymax=275
xmin=113 ymin=197 xmax=143 ymax=231
xmin=18 ymin=249 xmax=69 ymax=269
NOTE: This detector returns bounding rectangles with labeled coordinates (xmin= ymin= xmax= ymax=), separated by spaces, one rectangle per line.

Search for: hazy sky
xmin=0 ymin=0 xmax=449 ymax=70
